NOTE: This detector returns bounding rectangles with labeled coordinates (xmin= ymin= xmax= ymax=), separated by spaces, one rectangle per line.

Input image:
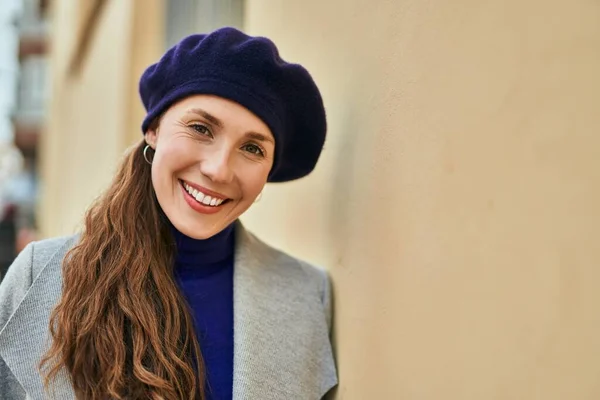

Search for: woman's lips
xmin=179 ymin=180 xmax=230 ymax=214
xmin=181 ymin=179 xmax=230 ymax=201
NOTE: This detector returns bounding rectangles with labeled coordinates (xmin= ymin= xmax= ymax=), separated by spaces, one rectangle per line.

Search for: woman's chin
xmin=172 ymin=220 xmax=220 ymax=239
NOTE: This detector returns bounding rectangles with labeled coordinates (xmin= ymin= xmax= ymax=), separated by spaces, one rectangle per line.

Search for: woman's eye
xmin=242 ymin=143 xmax=265 ymax=157
xmin=190 ymin=124 xmax=211 ymax=136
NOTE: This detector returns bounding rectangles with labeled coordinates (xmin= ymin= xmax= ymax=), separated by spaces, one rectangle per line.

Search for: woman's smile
xmin=180 ymin=179 xmax=233 ymax=214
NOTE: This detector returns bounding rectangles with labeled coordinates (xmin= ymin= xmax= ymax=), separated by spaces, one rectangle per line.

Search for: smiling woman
xmin=0 ymin=28 xmax=336 ymax=400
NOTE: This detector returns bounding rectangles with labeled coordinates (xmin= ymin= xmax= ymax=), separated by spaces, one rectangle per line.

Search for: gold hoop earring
xmin=254 ymin=191 xmax=263 ymax=203
xmin=143 ymin=145 xmax=153 ymax=165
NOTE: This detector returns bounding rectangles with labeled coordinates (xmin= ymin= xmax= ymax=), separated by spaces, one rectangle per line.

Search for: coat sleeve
xmin=0 ymin=242 xmax=34 ymax=331
xmin=0 ymin=242 xmax=35 ymax=399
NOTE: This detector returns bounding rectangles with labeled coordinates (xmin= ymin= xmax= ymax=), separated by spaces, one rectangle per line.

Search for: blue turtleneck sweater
xmin=171 ymin=223 xmax=235 ymax=400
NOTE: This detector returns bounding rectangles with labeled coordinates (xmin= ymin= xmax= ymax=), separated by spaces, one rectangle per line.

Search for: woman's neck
xmin=170 ymin=222 xmax=236 ymax=267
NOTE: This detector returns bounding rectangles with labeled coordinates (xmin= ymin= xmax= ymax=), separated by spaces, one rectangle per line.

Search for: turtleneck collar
xmin=171 ymin=222 xmax=236 ymax=269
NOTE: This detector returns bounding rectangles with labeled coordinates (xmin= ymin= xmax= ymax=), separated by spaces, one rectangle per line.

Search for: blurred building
xmin=0 ymin=0 xmax=48 ymax=277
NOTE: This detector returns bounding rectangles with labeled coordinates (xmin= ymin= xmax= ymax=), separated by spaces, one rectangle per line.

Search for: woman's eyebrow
xmin=185 ymin=108 xmax=223 ymax=128
xmin=246 ymin=132 xmax=275 ymax=145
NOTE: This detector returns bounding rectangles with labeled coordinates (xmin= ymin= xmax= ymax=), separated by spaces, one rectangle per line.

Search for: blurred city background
xmin=0 ymin=0 xmax=599 ymax=399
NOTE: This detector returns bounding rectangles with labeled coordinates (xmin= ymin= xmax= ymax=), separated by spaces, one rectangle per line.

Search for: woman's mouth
xmin=179 ymin=180 xmax=231 ymax=210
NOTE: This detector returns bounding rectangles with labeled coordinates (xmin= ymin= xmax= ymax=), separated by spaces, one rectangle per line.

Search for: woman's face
xmin=144 ymin=95 xmax=275 ymax=239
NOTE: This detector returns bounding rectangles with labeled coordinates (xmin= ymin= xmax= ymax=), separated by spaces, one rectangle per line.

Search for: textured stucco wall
xmin=242 ymin=1 xmax=600 ymax=398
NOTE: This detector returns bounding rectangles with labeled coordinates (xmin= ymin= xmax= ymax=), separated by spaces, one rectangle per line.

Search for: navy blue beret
xmin=139 ymin=27 xmax=326 ymax=182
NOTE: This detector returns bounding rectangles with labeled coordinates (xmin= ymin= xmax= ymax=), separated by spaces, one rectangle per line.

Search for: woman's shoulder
xmin=26 ymin=235 xmax=80 ymax=277
xmin=0 ymin=235 xmax=78 ymax=332
xmin=31 ymin=234 xmax=79 ymax=253
xmin=0 ymin=235 xmax=78 ymax=298
xmin=241 ymin=229 xmax=332 ymax=311
xmin=30 ymin=234 xmax=79 ymax=252
xmin=244 ymin=229 xmax=329 ymax=280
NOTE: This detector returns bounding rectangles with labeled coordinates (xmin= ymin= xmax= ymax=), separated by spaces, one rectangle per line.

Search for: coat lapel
xmin=232 ymin=223 xmax=336 ymax=399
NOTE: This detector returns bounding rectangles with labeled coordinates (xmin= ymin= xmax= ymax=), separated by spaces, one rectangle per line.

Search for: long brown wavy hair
xmin=39 ymin=138 xmax=206 ymax=399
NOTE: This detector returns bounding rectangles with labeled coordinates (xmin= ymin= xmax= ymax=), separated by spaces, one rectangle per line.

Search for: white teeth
xmin=182 ymin=181 xmax=227 ymax=207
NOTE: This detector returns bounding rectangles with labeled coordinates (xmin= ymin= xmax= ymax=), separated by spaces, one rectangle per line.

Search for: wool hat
xmin=139 ymin=27 xmax=326 ymax=182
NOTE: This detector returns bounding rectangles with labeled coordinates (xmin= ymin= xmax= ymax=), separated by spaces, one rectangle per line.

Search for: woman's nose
xmin=200 ymin=147 xmax=234 ymax=184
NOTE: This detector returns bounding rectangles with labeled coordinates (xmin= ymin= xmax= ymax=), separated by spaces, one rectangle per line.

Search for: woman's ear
xmin=144 ymin=128 xmax=158 ymax=149
xmin=144 ymin=115 xmax=163 ymax=149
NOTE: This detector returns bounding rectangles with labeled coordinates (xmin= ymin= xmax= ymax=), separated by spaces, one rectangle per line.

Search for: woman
xmin=0 ymin=27 xmax=337 ymax=400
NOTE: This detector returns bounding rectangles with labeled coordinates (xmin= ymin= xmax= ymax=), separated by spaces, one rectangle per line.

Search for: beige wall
xmin=38 ymin=0 xmax=164 ymax=237
xmin=242 ymin=0 xmax=600 ymax=399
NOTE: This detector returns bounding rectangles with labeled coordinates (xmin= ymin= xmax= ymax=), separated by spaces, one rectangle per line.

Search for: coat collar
xmin=0 ymin=222 xmax=335 ymax=399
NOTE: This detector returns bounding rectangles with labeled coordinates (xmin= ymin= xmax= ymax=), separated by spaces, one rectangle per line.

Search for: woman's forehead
xmin=166 ymin=95 xmax=274 ymax=139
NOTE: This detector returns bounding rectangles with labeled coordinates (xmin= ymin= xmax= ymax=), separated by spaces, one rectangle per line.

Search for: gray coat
xmin=0 ymin=223 xmax=337 ymax=399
